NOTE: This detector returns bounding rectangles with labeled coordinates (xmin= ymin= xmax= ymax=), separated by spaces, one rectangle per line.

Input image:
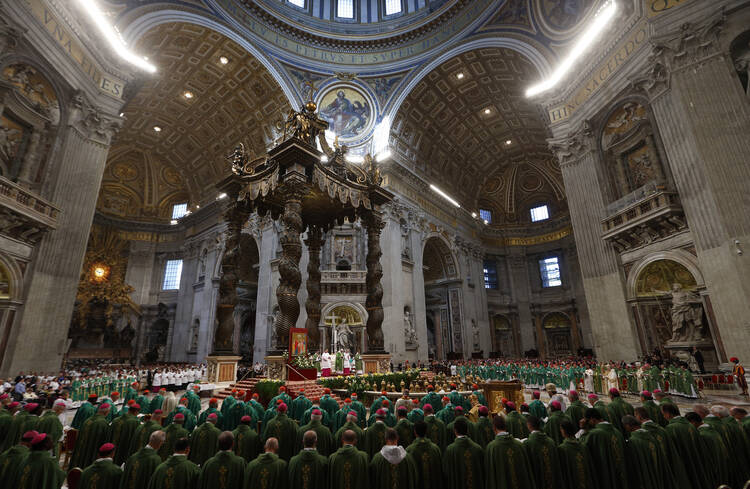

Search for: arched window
xmin=336 ymin=259 xmax=351 ymax=271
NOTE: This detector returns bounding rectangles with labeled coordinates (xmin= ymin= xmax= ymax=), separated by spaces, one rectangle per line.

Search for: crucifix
xmin=325 ymin=313 xmax=339 ymax=353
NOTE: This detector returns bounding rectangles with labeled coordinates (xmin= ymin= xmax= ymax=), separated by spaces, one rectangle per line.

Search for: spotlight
xmin=505 ymin=139 xmax=512 ymax=145
xmin=170 ymin=219 xmax=178 ymax=225
xmin=217 ymin=193 xmax=227 ymax=200
xmin=153 ymin=126 xmax=162 ymax=132
xmin=183 ymin=91 xmax=194 ymax=99
xmin=219 ymin=56 xmax=229 ymax=65
xmin=457 ymin=73 xmax=464 ymax=80
xmin=471 ymin=212 xmax=477 ymax=218
xmin=484 ymin=108 xmax=491 ymax=115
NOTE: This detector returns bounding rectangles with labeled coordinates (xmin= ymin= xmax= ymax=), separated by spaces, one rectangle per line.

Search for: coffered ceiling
xmin=98 ymin=22 xmax=291 ymax=221
xmin=389 ymin=47 xmax=566 ymax=224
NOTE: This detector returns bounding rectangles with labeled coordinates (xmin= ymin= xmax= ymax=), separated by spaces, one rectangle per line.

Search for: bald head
xmin=265 ymin=437 xmax=279 ymax=453
xmin=303 ymin=430 xmax=317 ymax=449
xmin=341 ymin=429 xmax=357 ymax=446
xmin=148 ymin=430 xmax=166 ymax=450
xmin=692 ymin=404 xmax=709 ymax=418
xmin=218 ymin=431 xmax=234 ymax=451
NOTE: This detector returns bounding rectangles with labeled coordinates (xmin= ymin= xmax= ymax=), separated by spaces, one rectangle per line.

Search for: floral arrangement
xmin=290 ymin=353 xmax=317 ymax=369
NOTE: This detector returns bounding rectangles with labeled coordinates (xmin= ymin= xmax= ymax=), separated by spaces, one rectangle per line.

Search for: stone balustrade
xmin=0 ymin=176 xmax=59 ymax=243
xmin=321 ymin=270 xmax=367 ymax=283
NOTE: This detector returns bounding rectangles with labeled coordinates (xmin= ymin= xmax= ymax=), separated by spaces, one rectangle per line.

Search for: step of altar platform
xmin=214 ymin=377 xmax=264 ymax=400
xmin=285 ymin=380 xmax=345 ymax=408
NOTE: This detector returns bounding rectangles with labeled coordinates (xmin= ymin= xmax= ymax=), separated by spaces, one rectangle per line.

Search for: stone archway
xmin=422 ymin=235 xmax=462 ymax=359
xmin=319 ymin=301 xmax=368 ymax=353
xmin=542 ymin=312 xmax=573 ymax=357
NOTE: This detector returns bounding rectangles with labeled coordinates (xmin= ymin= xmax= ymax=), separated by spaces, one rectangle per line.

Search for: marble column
xmin=1 ymin=93 xmax=121 ymax=375
xmin=506 ymin=253 xmax=534 ymax=352
xmin=410 ymin=227 xmax=428 ymax=361
xmin=549 ymin=123 xmax=639 ymax=361
xmin=304 ymin=226 xmax=323 ymax=351
xmin=363 ymin=210 xmax=386 ymax=352
xmin=633 ymin=16 xmax=750 ymax=361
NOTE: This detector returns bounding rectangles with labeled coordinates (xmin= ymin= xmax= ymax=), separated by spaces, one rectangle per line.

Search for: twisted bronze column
xmin=363 ymin=211 xmax=385 ymax=352
xmin=304 ymin=226 xmax=324 ymax=351
xmin=274 ymin=186 xmax=304 ymax=350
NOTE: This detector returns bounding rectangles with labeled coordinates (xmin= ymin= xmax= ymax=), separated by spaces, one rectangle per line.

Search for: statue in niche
xmin=190 ymin=320 xmax=200 ymax=351
xmin=404 ymin=310 xmax=417 ymax=346
xmin=629 ymin=151 xmax=656 ymax=188
xmin=336 ymin=318 xmax=353 ymax=351
xmin=472 ymin=319 xmax=480 ymax=351
xmin=0 ymin=126 xmax=21 ymax=166
xmin=652 ymin=283 xmax=706 ymax=343
xmin=198 ymin=249 xmax=207 ymax=281
xmin=400 ymin=219 xmax=411 ymax=259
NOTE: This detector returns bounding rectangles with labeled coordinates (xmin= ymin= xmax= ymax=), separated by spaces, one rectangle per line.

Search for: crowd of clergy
xmin=1 ymin=379 xmax=750 ymax=489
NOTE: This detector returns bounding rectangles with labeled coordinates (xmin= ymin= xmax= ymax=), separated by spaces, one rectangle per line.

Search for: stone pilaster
xmin=1 ymin=93 xmax=121 ymax=374
xmin=549 ymin=123 xmax=638 ymax=361
xmin=632 ymin=14 xmax=750 ymax=361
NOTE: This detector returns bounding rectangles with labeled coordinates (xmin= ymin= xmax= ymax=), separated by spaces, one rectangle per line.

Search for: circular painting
xmin=317 ymin=85 xmax=373 ymax=142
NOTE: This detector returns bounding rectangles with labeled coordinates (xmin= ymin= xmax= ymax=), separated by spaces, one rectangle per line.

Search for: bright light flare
xmin=76 ymin=0 xmax=157 ymax=73
xmin=376 ymin=149 xmax=391 ymax=162
xmin=429 ymin=184 xmax=461 ymax=208
xmin=526 ymin=1 xmax=617 ymax=97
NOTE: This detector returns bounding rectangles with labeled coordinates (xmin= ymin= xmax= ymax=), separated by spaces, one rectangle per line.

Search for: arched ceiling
xmin=389 ymin=46 xmax=566 ymax=225
xmin=98 ymin=22 xmax=291 ymax=221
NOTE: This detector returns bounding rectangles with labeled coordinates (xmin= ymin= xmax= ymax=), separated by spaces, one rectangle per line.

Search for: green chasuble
xmin=641 ymin=420 xmax=691 ymax=489
xmin=71 ymin=401 xmax=97 ymax=430
xmin=297 ymin=419 xmax=334 ymax=456
xmin=624 ymin=429 xmax=663 ymax=489
xmin=558 ymin=438 xmax=595 ymax=489
xmin=16 ymin=450 xmax=65 ymax=489
xmin=0 ymin=444 xmax=30 ymax=487
xmin=720 ymin=416 xmax=750 ymax=487
xmin=36 ymin=411 xmax=63 ymax=457
xmin=197 ymin=407 xmax=223 ymax=429
xmin=663 ymin=416 xmax=710 ymax=489
xmin=369 ymin=446 xmax=417 ymax=489
xmin=523 ymin=431 xmax=562 ymax=489
xmin=148 ymin=454 xmax=201 ymax=489
xmin=320 ymin=394 xmax=339 ymax=420
xmin=407 ymin=408 xmax=424 ymax=424
xmin=129 ymin=419 xmax=161 ymax=455
xmin=642 ymin=400 xmax=665 ymax=426
xmin=473 ymin=417 xmax=493 ymax=448
xmin=70 ymin=413 xmax=112 ymax=469
xmin=435 ymin=404 xmax=455 ymax=425
xmin=186 ymin=392 xmax=201 ymax=416
xmin=543 ymin=411 xmax=571 ymax=445
xmin=149 ymin=394 xmax=164 ymax=414
xmin=406 ymin=437 xmax=443 ymax=489
xmin=328 ymin=445 xmax=369 ymax=489
xmin=121 ymin=446 xmax=162 ymax=489
xmin=528 ymin=399 xmax=547 ymax=420
xmin=233 ymin=424 xmax=262 ymax=463
xmin=199 ymin=450 xmax=245 ymax=489
xmin=333 ymin=406 xmax=353 ymax=433
xmin=225 ymin=402 xmax=252 ymax=432
xmin=365 ymin=421 xmax=388 ymax=459
xmin=79 ymin=458 xmax=123 ymax=489
xmin=443 ymin=436 xmax=485 ymax=489
xmin=302 ymin=406 xmax=331 ymax=429
xmin=423 ymin=415 xmax=447 ymax=452
xmin=566 ymin=401 xmax=587 ymax=428
xmin=289 ymin=449 xmax=328 ymax=489
xmin=220 ymin=396 xmax=236 ymax=418
xmin=262 ymin=412 xmax=298 ymax=461
xmin=446 ymin=415 xmax=477 ymax=444
xmin=166 ymin=406 xmax=197 ymax=432
xmin=505 ymin=411 xmax=529 ymax=439
xmin=244 ymin=452 xmax=288 ymax=489
xmin=158 ymin=423 xmax=188 ymax=461
xmin=420 ymin=392 xmax=441 ymax=410
xmin=112 ymin=412 xmax=141 ymax=465
xmin=485 ymin=433 xmax=535 ymax=489
xmin=334 ymin=421 xmax=365 ymax=449
xmin=189 ymin=422 xmax=220 ymax=466
xmin=582 ymin=422 xmax=627 ymax=489
xmin=3 ymin=411 xmax=28 ymax=450
xmin=395 ymin=418 xmax=415 ymax=447
xmin=349 ymin=400 xmax=367 ymax=428
xmin=135 ymin=395 xmax=152 ymax=415
xmin=592 ymin=401 xmax=609 ymax=422
xmin=696 ymin=424 xmax=729 ymax=489
xmin=291 ymin=395 xmax=312 ymax=423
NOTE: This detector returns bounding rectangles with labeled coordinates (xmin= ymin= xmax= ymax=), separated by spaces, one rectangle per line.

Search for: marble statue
xmin=336 ymin=318 xmax=353 ymax=351
xmin=404 ymin=310 xmax=417 ymax=345
xmin=472 ymin=319 xmax=480 ymax=351
xmin=654 ymin=284 xmax=706 ymax=343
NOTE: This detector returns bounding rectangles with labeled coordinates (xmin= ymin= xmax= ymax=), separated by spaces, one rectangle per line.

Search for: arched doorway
xmin=543 ymin=312 xmax=573 ymax=357
xmin=492 ymin=314 xmax=520 ymax=357
xmin=321 ymin=303 xmax=367 ymax=353
xmin=422 ymin=236 xmax=460 ymax=360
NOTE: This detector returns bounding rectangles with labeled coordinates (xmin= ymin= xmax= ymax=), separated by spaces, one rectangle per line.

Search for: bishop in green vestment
xmin=70 ymin=395 xmax=98 ymax=431
xmin=557 ymin=419 xmax=595 ymax=489
xmin=634 ymin=406 xmax=691 ymax=489
xmin=435 ymin=398 xmax=455 ymax=425
xmin=394 ymin=408 xmax=415 ymax=447
xmin=166 ymin=400 xmax=197 ymax=432
xmin=79 ymin=443 xmax=123 ymax=489
xmin=334 ymin=414 xmax=364 ymax=449
xmin=221 ymin=393 xmax=237 ymax=418
xmin=159 ymin=414 xmax=189 ymax=461
xmin=36 ymin=404 xmax=63 ymax=457
xmin=302 ymin=400 xmax=332 ymax=428
xmin=329 ymin=430 xmax=370 ymax=489
xmin=0 ymin=429 xmax=35 ymax=487
xmin=528 ymin=391 xmax=547 ymax=420
xmin=523 ymin=416 xmax=562 ymax=489
xmin=365 ymin=410 xmax=389 ymax=459
xmin=333 ymin=400 xmax=354 ymax=433
xmin=485 ymin=416 xmax=535 ymax=489
xmin=297 ymin=409 xmax=334 ymax=456
xmin=121 ymin=430 xmax=165 ymax=489
xmin=70 ymin=404 xmax=113 ymax=470
xmin=135 ymin=391 xmax=152 ymax=415
xmin=129 ymin=410 xmax=164 ymax=455
xmin=149 ymin=388 xmax=166 ymax=413
xmin=443 ymin=417 xmax=484 ymax=489
xmin=244 ymin=438 xmax=288 ymax=489
xmin=543 ymin=401 xmax=570 ymax=445
xmin=186 ymin=387 xmax=201 ymax=416
xmin=15 ymin=434 xmax=65 ymax=489
xmin=148 ymin=437 xmax=201 ymax=489
xmin=233 ymin=415 xmax=262 ymax=463
xmin=289 ymin=430 xmax=328 ymax=489
xmin=198 ymin=399 xmax=224 ymax=429
xmin=622 ymin=416 xmax=664 ymax=489
xmin=473 ymin=406 xmax=493 ymax=448
xmin=580 ymin=408 xmax=627 ymax=489
xmin=199 ymin=432 xmax=245 ymax=489
xmin=661 ymin=403 xmax=710 ymax=489
xmin=189 ymin=414 xmax=221 ymax=466
xmin=565 ymin=391 xmax=587 ymax=428
xmin=262 ymin=403 xmax=298 ymax=461
xmin=420 ymin=388 xmax=441 ymax=411
xmin=686 ymin=412 xmax=729 ymax=489
xmin=406 ymin=421 xmax=443 ymax=489
xmin=422 ymin=405 xmax=447 ymax=451
xmin=407 ymin=401 xmax=424 ymax=424
xmin=369 ymin=428 xmax=417 ymax=489
xmin=504 ymin=403 xmax=530 ymax=439
xmin=291 ymin=391 xmax=312 ymax=423
xmin=112 ymin=404 xmax=142 ymax=465
xmin=349 ymin=394 xmax=367 ymax=428
xmin=320 ymin=389 xmax=339 ymax=419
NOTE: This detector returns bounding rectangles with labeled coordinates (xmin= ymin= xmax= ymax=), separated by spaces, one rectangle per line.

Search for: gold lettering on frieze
xmin=482 ymin=226 xmax=572 ymax=247
xmin=23 ymin=0 xmax=125 ymax=99
xmin=548 ymin=22 xmax=647 ymax=124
